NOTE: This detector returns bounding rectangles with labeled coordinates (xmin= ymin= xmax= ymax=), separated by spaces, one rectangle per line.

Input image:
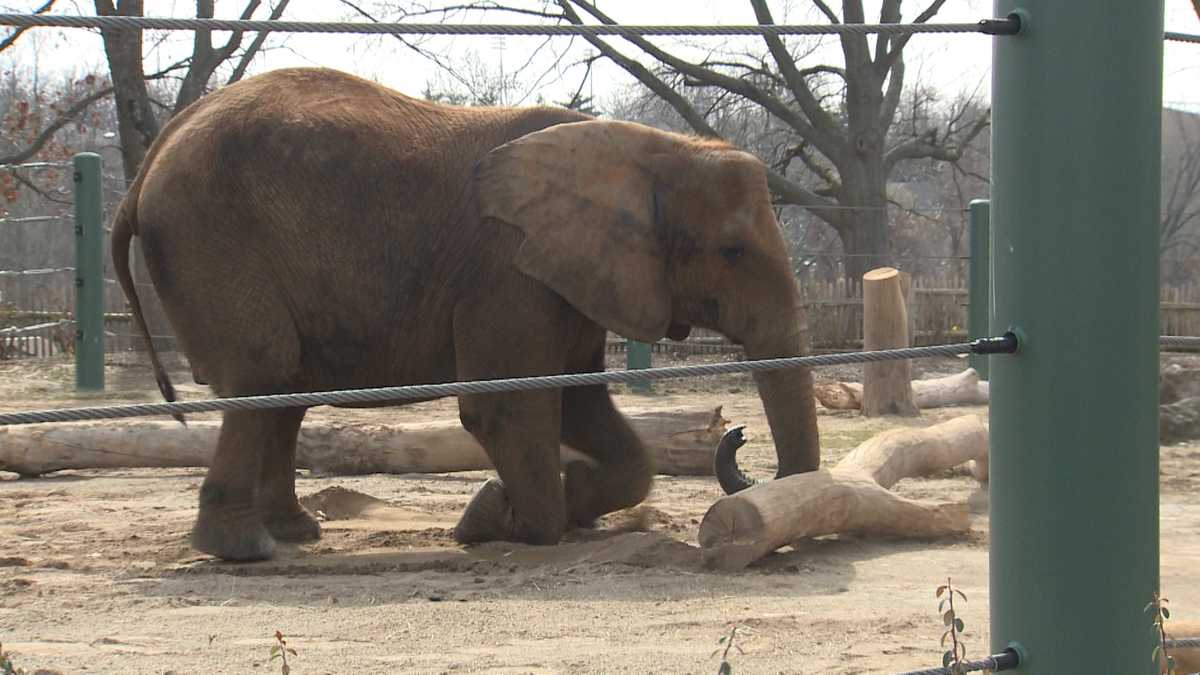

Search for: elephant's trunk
xmin=715 ymin=320 xmax=821 ymax=495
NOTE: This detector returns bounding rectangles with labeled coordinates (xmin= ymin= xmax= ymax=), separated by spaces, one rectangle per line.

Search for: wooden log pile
xmin=699 ymin=415 xmax=988 ymax=571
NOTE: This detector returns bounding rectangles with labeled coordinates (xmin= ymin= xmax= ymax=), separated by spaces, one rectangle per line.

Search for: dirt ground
xmin=0 ymin=354 xmax=1197 ymax=674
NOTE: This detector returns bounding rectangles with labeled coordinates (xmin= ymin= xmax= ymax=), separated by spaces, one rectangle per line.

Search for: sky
xmin=3 ymin=1 xmax=1199 ymax=113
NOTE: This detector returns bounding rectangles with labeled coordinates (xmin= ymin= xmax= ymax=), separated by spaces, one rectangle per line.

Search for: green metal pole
xmin=73 ymin=152 xmax=104 ymax=392
xmin=990 ymin=3 xmax=1161 ymax=673
xmin=626 ymin=340 xmax=652 ymax=393
xmin=967 ymin=200 xmax=990 ymax=380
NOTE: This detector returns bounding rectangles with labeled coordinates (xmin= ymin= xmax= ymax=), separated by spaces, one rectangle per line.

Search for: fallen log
xmin=1161 ymin=364 xmax=1200 ymax=405
xmin=1161 ymin=396 xmax=1200 ymax=445
xmin=699 ymin=415 xmax=988 ymax=571
xmin=0 ymin=406 xmax=727 ymax=477
xmin=816 ymin=368 xmax=989 ymax=410
xmin=1163 ymin=619 xmax=1200 ymax=674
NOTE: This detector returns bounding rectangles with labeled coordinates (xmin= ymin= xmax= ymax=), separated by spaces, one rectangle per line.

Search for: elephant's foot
xmin=454 ymin=478 xmax=515 ymax=545
xmin=564 ymin=460 xmax=653 ymax=528
xmin=190 ymin=507 xmax=276 ymax=561
xmin=563 ymin=461 xmax=602 ymax=528
xmin=264 ymin=505 xmax=322 ymax=543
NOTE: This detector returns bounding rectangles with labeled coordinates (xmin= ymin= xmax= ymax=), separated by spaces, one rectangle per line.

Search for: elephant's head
xmin=475 ymin=119 xmax=820 ymax=492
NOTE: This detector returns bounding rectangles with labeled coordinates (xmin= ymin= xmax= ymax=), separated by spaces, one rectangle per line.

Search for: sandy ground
xmin=0 ymin=354 xmax=1197 ymax=674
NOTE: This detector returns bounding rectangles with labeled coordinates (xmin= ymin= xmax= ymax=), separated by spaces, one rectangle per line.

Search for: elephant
xmin=110 ymin=67 xmax=821 ymax=561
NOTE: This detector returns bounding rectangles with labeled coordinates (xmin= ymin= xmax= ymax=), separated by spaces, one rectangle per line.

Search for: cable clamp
xmin=970 ymin=331 xmax=1018 ymax=355
xmin=978 ymin=15 xmax=1021 ymax=36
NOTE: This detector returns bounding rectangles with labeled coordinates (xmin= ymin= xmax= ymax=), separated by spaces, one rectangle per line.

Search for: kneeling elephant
xmin=111 ymin=67 xmax=822 ymax=561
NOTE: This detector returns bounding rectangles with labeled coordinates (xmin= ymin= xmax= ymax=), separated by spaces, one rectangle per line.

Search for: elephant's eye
xmin=719 ymin=245 xmax=745 ymax=264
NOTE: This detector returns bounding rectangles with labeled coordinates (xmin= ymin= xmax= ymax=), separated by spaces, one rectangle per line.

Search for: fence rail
xmin=0 ymin=320 xmax=71 ymax=359
xmin=3 ymin=279 xmax=1199 ymax=362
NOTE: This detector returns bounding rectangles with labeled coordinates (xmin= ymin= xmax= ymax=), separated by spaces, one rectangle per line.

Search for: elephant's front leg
xmin=455 ymin=389 xmax=566 ymax=545
xmin=561 ymin=383 xmax=654 ymax=527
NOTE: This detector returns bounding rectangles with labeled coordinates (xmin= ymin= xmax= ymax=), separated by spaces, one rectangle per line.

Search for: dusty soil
xmin=0 ymin=354 xmax=1197 ymax=674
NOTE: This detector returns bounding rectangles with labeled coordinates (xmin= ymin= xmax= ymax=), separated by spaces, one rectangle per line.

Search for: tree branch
xmin=565 ymin=0 xmax=837 ymax=160
xmin=779 ymin=141 xmax=840 ymax=192
xmin=885 ymin=108 xmax=989 ymax=171
xmin=8 ymin=169 xmax=71 ymax=205
xmin=811 ymin=0 xmax=840 ymax=23
xmin=227 ymin=0 xmax=292 ymax=85
xmin=554 ymin=2 xmax=840 ymax=220
xmin=879 ymin=53 xmax=904 ymax=128
xmin=0 ymin=0 xmax=54 ymax=53
xmin=556 ymin=1 xmax=719 ymax=137
xmin=748 ymin=0 xmax=845 ymax=157
xmin=876 ymin=0 xmax=946 ymax=76
xmin=0 ymin=85 xmax=114 ymax=166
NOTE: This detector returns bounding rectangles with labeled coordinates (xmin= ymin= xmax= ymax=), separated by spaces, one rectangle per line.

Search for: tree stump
xmin=862 ymin=267 xmax=919 ymax=416
xmin=699 ymin=415 xmax=987 ymax=571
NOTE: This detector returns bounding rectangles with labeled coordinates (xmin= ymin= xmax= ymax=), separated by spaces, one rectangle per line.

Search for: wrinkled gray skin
xmin=111 ymin=67 xmax=821 ymax=561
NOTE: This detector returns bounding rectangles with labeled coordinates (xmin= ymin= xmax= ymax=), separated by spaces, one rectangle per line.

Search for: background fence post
xmin=626 ymin=339 xmax=652 ymax=393
xmin=990 ymin=2 xmax=1161 ymax=673
xmin=73 ymin=152 xmax=104 ymax=392
xmin=967 ymin=199 xmax=990 ymax=380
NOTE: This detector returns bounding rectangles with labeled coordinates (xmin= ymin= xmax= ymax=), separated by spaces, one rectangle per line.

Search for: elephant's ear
xmin=475 ymin=120 xmax=675 ymax=343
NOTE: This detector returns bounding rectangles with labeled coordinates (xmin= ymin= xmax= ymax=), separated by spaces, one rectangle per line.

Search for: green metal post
xmin=990 ymin=3 xmax=1161 ymax=673
xmin=626 ymin=340 xmax=652 ymax=393
xmin=967 ymin=200 xmax=990 ymax=380
xmin=73 ymin=152 xmax=104 ymax=391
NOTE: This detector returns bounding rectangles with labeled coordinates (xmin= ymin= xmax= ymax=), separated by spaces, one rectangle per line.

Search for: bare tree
xmin=94 ymin=0 xmax=292 ymax=180
xmin=355 ymin=0 xmax=989 ymax=286
xmin=1162 ymin=112 xmax=1200 ymax=287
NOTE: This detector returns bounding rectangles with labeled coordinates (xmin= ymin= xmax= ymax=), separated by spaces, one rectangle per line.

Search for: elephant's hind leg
xmin=256 ymin=407 xmax=321 ymax=543
xmin=560 ymin=383 xmax=654 ymax=528
xmin=191 ymin=408 xmax=303 ymax=560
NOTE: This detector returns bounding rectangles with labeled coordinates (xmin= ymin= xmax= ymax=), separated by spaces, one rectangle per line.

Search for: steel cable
xmin=0 ymin=337 xmax=1015 ymax=426
xmin=0 ymin=14 xmax=1021 ymax=37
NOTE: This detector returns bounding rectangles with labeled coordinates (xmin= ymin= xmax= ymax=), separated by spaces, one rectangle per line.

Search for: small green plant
xmin=712 ymin=625 xmax=745 ymax=675
xmin=0 ymin=642 xmax=27 ymax=675
xmin=1147 ymin=592 xmax=1176 ymax=674
xmin=269 ymin=630 xmax=297 ymax=675
xmin=937 ymin=578 xmax=969 ymax=674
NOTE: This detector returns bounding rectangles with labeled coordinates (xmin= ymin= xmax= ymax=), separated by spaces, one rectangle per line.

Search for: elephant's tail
xmin=111 ymin=190 xmax=185 ymax=426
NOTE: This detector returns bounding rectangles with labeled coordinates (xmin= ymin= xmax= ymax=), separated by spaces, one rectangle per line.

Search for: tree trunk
xmin=862 ymin=267 xmax=919 ymax=416
xmin=95 ymin=0 xmax=175 ymax=353
xmin=0 ymin=406 xmax=728 ymax=477
xmin=95 ymin=0 xmax=160 ymax=182
xmin=699 ymin=415 xmax=988 ymax=571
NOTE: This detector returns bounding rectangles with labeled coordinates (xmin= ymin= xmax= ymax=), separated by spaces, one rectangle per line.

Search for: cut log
xmin=1161 ymin=396 xmax=1200 ymax=444
xmin=813 ymin=381 xmax=861 ymax=410
xmin=839 ymin=415 xmax=990 ymax=488
xmin=0 ymin=406 xmax=727 ymax=477
xmin=699 ymin=415 xmax=988 ymax=571
xmin=815 ymin=369 xmax=989 ymax=410
xmin=1161 ymin=364 xmax=1200 ymax=405
xmin=862 ymin=267 xmax=919 ymax=416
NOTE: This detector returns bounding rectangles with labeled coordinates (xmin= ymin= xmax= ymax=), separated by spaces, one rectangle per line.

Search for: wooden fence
xmin=4 ymin=275 xmax=1200 ymax=361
